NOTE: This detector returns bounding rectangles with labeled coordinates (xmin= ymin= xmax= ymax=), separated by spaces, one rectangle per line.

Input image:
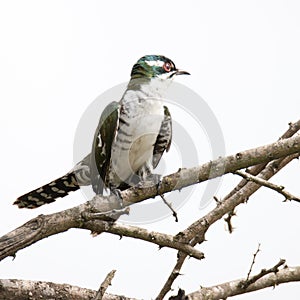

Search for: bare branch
xmin=156 ymin=154 xmax=299 ymax=299
xmin=84 ymin=221 xmax=204 ymax=260
xmin=188 ymin=262 xmax=295 ymax=299
xmin=94 ymin=270 xmax=116 ymax=300
xmin=156 ymin=265 xmax=183 ymax=300
xmin=2 ymin=134 xmax=299 ymax=262
xmin=0 ymin=212 xmax=204 ymax=261
xmin=280 ymin=120 xmax=300 ymax=139
xmin=156 ymin=121 xmax=300 ymax=299
xmin=224 ymin=119 xmax=300 ymax=200
xmin=1 ymin=122 xmax=299 ymax=300
xmin=0 ymin=278 xmax=136 ymax=300
xmin=234 ymin=170 xmax=300 ymax=202
xmin=180 ymin=152 xmax=299 ymax=243
xmin=122 ymin=134 xmax=300 ymax=206
xmin=239 ymin=259 xmax=286 ymax=289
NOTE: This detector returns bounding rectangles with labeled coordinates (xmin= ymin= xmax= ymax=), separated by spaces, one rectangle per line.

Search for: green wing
xmin=152 ymin=105 xmax=172 ymax=168
xmin=91 ymin=101 xmax=120 ymax=194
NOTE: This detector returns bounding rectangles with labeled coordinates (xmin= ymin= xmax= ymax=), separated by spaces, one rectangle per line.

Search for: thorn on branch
xmin=213 ymin=196 xmax=221 ymax=205
xmin=224 ymin=210 xmax=236 ymax=234
xmin=236 ymin=153 xmax=242 ymax=159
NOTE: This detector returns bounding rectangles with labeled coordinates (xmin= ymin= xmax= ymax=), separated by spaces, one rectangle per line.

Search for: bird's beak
xmin=175 ymin=69 xmax=190 ymax=76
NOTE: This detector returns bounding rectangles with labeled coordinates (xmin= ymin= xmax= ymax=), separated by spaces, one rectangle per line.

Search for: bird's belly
xmin=110 ymin=132 xmax=157 ymax=184
xmin=109 ymin=101 xmax=164 ymax=187
xmin=129 ymin=132 xmax=157 ymax=172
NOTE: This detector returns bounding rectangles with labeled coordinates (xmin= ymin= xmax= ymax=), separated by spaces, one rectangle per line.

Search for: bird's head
xmin=130 ymin=55 xmax=190 ymax=80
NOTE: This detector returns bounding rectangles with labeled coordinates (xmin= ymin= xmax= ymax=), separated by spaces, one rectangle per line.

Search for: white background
xmin=1 ymin=1 xmax=300 ymax=299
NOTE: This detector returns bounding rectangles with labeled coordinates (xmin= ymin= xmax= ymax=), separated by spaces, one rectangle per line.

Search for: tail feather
xmin=14 ymin=172 xmax=79 ymax=209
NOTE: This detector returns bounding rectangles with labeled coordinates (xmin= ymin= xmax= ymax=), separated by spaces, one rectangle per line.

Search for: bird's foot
xmin=138 ymin=173 xmax=162 ymax=189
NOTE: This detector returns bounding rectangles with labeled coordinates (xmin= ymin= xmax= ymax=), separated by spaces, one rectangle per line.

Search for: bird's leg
xmin=136 ymin=163 xmax=161 ymax=188
xmin=140 ymin=173 xmax=162 ymax=188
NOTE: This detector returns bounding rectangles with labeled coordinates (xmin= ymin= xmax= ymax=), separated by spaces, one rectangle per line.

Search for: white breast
xmin=109 ymin=92 xmax=164 ymax=187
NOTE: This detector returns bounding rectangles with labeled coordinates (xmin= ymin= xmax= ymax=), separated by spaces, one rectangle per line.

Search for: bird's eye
xmin=163 ymin=62 xmax=172 ymax=72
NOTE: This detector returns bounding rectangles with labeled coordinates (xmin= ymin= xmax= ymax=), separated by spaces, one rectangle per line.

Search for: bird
xmin=14 ymin=55 xmax=190 ymax=209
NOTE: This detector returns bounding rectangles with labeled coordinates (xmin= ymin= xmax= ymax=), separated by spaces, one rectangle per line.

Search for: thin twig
xmin=239 ymin=259 xmax=286 ymax=289
xmin=160 ymin=194 xmax=178 ymax=222
xmin=234 ymin=170 xmax=300 ymax=202
xmin=188 ymin=262 xmax=297 ymax=300
xmin=93 ymin=270 xmax=116 ymax=300
xmin=246 ymin=244 xmax=261 ymax=281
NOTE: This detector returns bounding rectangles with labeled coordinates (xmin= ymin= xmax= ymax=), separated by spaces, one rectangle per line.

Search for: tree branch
xmin=180 ymin=152 xmax=299 ymax=242
xmin=234 ymin=170 xmax=300 ymax=202
xmin=1 ymin=125 xmax=300 ymax=300
xmin=123 ymin=134 xmax=300 ymax=206
xmin=188 ymin=262 xmax=298 ymax=300
xmin=239 ymin=259 xmax=286 ymax=289
xmin=0 ymin=278 xmax=136 ymax=300
xmin=1 ymin=134 xmax=299 ymax=262
xmin=0 ymin=211 xmax=204 ymax=261
xmin=83 ymin=221 xmax=204 ymax=259
xmin=1 ymin=134 xmax=300 ymax=263
xmin=156 ymin=153 xmax=299 ymax=299
xmin=223 ymin=120 xmax=300 ymax=200
xmin=156 ymin=121 xmax=300 ymax=299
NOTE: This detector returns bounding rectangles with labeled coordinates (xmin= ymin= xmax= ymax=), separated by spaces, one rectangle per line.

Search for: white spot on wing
xmin=98 ymin=133 xmax=102 ymax=147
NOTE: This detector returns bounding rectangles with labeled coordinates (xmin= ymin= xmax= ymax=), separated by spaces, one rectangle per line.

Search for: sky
xmin=1 ymin=1 xmax=300 ymax=299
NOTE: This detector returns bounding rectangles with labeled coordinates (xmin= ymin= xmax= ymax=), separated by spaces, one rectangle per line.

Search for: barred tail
xmin=14 ymin=172 xmax=80 ymax=209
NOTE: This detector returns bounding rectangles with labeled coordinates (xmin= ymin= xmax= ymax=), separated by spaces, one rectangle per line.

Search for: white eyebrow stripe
xmin=145 ymin=60 xmax=165 ymax=67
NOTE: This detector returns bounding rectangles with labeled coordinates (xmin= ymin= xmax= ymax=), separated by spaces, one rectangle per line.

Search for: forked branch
xmin=1 ymin=134 xmax=300 ymax=263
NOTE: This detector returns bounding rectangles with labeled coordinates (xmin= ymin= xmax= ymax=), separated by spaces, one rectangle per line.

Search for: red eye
xmin=163 ymin=62 xmax=172 ymax=72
